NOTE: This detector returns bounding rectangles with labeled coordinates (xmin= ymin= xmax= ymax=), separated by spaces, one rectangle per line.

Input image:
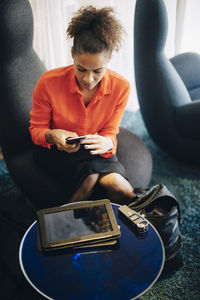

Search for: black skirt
xmin=34 ymin=145 xmax=128 ymax=198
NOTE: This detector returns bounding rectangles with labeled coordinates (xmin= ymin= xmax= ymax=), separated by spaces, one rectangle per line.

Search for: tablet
xmin=37 ymin=199 xmax=120 ymax=252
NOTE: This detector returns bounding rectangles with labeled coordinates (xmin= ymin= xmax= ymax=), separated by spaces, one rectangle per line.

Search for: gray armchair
xmin=134 ymin=0 xmax=200 ymax=166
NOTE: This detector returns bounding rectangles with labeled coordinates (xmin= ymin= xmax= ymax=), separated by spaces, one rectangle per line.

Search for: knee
xmin=86 ymin=173 xmax=99 ymax=185
xmin=99 ymin=173 xmax=134 ymax=199
xmin=81 ymin=173 xmax=99 ymax=193
xmin=99 ymin=173 xmax=122 ymax=189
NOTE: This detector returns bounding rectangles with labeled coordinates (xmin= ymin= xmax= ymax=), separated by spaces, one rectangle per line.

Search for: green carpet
xmin=0 ymin=110 xmax=199 ymax=299
xmin=121 ymin=110 xmax=200 ymax=300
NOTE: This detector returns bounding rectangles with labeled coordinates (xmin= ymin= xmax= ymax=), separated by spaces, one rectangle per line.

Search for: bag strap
xmin=128 ymin=184 xmax=181 ymax=221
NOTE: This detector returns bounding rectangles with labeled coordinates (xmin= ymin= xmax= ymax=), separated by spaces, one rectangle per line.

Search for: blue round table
xmin=19 ymin=204 xmax=164 ymax=300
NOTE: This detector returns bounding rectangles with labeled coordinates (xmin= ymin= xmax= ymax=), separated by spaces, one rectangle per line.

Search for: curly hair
xmin=66 ymin=6 xmax=125 ymax=54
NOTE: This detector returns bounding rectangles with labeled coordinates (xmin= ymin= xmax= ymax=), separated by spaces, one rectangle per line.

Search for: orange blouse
xmin=29 ymin=65 xmax=130 ymax=158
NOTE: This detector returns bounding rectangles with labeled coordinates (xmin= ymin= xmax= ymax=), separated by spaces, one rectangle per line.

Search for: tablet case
xmin=36 ymin=199 xmax=120 ymax=252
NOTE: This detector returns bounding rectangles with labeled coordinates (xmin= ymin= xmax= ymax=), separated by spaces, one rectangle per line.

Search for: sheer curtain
xmin=176 ymin=0 xmax=200 ymax=54
xmin=29 ymin=0 xmax=178 ymax=111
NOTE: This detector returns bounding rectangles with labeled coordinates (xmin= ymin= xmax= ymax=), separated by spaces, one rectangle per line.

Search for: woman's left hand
xmin=81 ymin=134 xmax=113 ymax=155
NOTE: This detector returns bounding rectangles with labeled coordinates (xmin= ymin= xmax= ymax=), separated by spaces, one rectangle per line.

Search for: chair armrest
xmin=170 ymin=52 xmax=200 ymax=100
xmin=175 ymin=100 xmax=200 ymax=139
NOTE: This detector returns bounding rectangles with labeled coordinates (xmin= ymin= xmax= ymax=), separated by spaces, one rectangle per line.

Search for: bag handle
xmin=128 ymin=184 xmax=181 ymax=222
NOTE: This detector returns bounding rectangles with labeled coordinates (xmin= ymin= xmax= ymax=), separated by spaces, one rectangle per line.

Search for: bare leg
xmin=68 ymin=173 xmax=99 ymax=203
xmin=98 ymin=172 xmax=135 ymax=205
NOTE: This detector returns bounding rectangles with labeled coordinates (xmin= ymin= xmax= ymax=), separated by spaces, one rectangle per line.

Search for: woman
xmin=29 ymin=6 xmax=135 ymax=204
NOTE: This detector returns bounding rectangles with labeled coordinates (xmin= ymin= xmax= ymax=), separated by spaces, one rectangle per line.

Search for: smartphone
xmin=66 ymin=136 xmax=86 ymax=144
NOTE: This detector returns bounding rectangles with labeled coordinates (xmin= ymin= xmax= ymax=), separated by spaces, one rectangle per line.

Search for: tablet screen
xmin=44 ymin=204 xmax=112 ymax=243
xmin=37 ymin=199 xmax=120 ymax=251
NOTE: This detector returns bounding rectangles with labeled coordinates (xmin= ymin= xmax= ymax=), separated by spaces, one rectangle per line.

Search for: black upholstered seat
xmin=134 ymin=0 xmax=200 ymax=166
xmin=0 ymin=0 xmax=152 ymax=209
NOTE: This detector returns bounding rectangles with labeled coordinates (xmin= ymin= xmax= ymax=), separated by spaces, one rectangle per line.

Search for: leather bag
xmin=128 ymin=184 xmax=183 ymax=276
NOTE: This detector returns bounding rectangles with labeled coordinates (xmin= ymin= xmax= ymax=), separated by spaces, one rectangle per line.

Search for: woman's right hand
xmin=45 ymin=129 xmax=81 ymax=153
